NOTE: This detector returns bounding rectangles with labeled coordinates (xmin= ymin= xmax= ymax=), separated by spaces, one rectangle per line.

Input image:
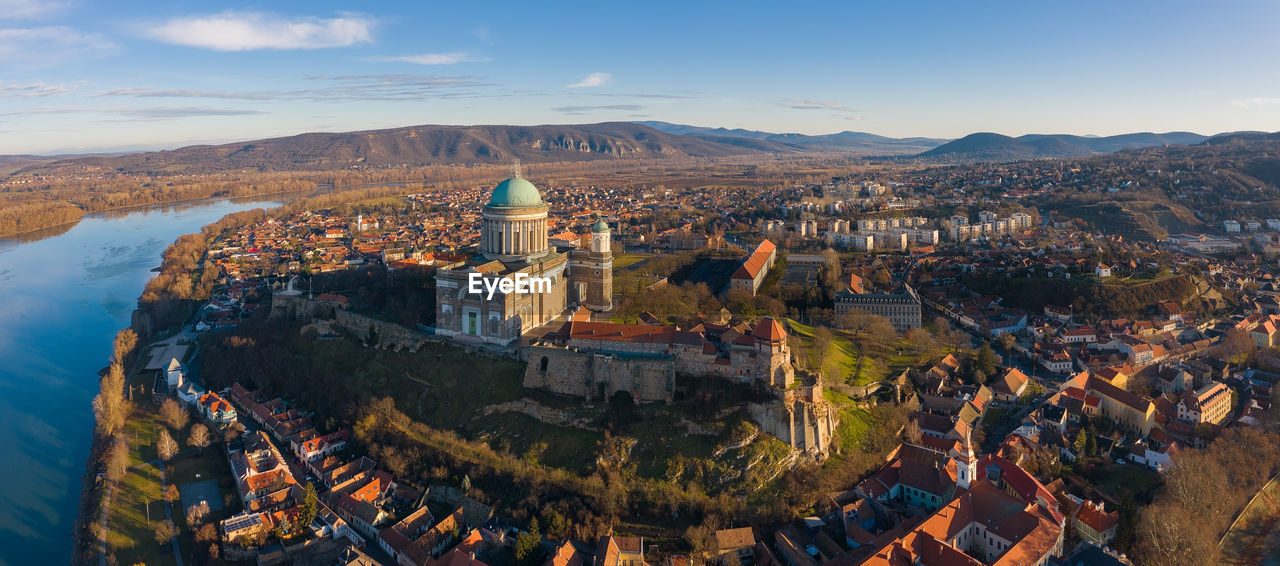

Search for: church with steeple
xmin=434 ymin=174 xmax=613 ymax=346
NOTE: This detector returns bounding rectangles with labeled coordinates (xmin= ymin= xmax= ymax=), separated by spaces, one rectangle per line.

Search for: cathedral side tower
xmin=569 ymin=220 xmax=614 ymax=312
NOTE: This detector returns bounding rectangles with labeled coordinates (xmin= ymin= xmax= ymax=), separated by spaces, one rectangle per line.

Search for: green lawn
xmin=786 ymin=319 xmax=859 ymax=383
xmin=612 ymin=253 xmax=653 ymax=270
xmin=107 ymin=462 xmax=175 ymax=566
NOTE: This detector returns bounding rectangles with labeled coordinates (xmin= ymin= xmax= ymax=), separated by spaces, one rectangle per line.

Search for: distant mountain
xmin=1201 ymin=131 xmax=1280 ymax=145
xmin=918 ymin=131 xmax=1211 ymax=161
xmin=11 ymin=123 xmax=798 ymax=176
xmin=637 ymin=121 xmax=950 ymax=155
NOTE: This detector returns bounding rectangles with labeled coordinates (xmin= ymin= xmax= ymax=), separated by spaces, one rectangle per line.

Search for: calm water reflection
xmin=0 ymin=196 xmax=288 ymax=565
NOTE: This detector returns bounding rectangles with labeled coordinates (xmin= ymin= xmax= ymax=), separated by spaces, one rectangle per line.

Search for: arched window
xmin=540 ymin=356 xmax=549 ymax=372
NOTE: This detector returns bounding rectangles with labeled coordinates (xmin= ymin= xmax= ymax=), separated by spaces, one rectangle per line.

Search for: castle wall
xmin=524 ymin=346 xmax=674 ymax=403
xmin=271 ymin=294 xmax=429 ymax=352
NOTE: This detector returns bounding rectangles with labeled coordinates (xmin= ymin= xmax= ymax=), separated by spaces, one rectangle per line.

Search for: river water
xmin=0 ymin=196 xmax=292 ymax=565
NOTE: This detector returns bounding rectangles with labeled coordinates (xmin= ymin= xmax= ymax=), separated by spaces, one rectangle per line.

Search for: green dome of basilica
xmin=592 ymin=220 xmax=610 ymax=233
xmin=487 ymin=177 xmax=544 ymax=208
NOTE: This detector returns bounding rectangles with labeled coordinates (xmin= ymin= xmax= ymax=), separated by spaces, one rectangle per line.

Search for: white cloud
xmin=371 ymin=52 xmax=489 ymax=65
xmin=0 ymin=80 xmax=73 ymax=97
xmin=567 ymin=72 xmax=611 ymax=88
xmin=1231 ymin=97 xmax=1280 ymax=109
xmin=0 ymin=0 xmax=69 ymax=20
xmin=0 ymin=26 xmax=117 ymax=64
xmin=137 ymin=11 xmax=375 ymax=51
xmin=784 ymin=98 xmax=855 ymax=112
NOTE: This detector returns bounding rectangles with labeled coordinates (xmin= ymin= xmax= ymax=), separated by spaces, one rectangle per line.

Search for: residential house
xmin=1072 ymin=501 xmax=1119 ymax=546
xmin=715 ymin=527 xmax=757 ymax=565
xmin=990 ymin=368 xmax=1030 ymax=403
xmin=198 ymin=391 xmax=237 ymax=427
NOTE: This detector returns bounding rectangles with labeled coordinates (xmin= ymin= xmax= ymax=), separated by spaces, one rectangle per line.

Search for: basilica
xmin=434 ymin=175 xmax=613 ymax=346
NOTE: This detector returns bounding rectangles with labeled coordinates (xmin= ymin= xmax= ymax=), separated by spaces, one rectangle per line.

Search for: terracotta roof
xmin=753 ymin=317 xmax=786 ymax=342
xmin=731 ymin=239 xmax=776 ymax=280
xmin=1075 ymin=500 xmax=1118 ymax=535
xmin=567 ymin=321 xmax=676 ymax=344
xmin=716 ymin=527 xmax=755 ymax=550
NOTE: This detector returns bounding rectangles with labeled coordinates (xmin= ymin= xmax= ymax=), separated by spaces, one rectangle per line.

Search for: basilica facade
xmin=434 ymin=176 xmax=613 ymax=346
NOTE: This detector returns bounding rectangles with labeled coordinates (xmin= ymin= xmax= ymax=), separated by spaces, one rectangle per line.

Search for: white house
xmin=1224 ymin=220 xmax=1241 ymax=233
xmin=165 ymin=358 xmax=186 ymax=389
xmin=1094 ymin=264 xmax=1112 ymax=278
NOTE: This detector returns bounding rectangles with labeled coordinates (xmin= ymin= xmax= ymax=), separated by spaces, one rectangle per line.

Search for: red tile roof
xmin=732 ymin=239 xmax=776 ymax=280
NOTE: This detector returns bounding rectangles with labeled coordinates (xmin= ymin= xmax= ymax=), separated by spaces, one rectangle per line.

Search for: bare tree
xmin=153 ymin=520 xmax=178 ymax=546
xmin=159 ymin=399 xmax=189 ymax=431
xmin=188 ymin=423 xmax=210 ymax=451
xmin=105 ymin=435 xmax=130 ymax=482
xmin=157 ymin=429 xmax=178 ymax=462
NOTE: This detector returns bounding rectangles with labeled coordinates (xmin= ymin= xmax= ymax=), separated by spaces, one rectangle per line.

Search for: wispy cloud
xmin=97 ymin=87 xmax=278 ymax=100
xmin=0 ymin=26 xmax=117 ymax=64
xmin=0 ymin=80 xmax=73 ymax=97
xmin=567 ymin=72 xmax=611 ymax=88
xmin=116 ymin=106 xmax=265 ymax=120
xmin=0 ymin=105 xmax=264 ymax=121
xmin=0 ymin=0 xmax=69 ymax=20
xmin=369 ymin=52 xmax=489 ymax=65
xmin=552 ymin=104 xmax=642 ymax=115
xmin=784 ymin=98 xmax=855 ymax=112
xmin=1230 ymin=97 xmax=1280 ymax=109
xmin=97 ymin=74 xmax=498 ymax=103
xmin=137 ymin=11 xmax=376 ymax=51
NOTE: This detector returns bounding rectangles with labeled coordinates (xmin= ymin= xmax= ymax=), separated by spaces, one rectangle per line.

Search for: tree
xmin=105 ymin=436 xmax=130 ymax=482
xmin=998 ymin=332 xmax=1016 ymax=351
xmin=1074 ymin=430 xmax=1090 ymax=455
xmin=153 ymin=520 xmax=178 ymax=546
xmin=970 ymin=342 xmax=999 ymax=381
xmin=187 ymin=501 xmax=211 ymax=529
xmin=514 ymin=522 xmax=543 ymax=566
xmin=159 ymin=399 xmax=189 ymax=431
xmin=157 ymin=429 xmax=178 ymax=462
xmin=1215 ymin=327 xmax=1256 ymax=363
xmin=273 ymin=515 xmax=292 ymax=540
xmin=188 ymin=423 xmax=210 ymax=451
xmin=903 ymin=420 xmax=923 ymax=445
xmin=461 ymin=474 xmax=471 ymax=494
xmin=112 ymin=329 xmax=138 ymax=364
xmin=164 ymin=483 xmax=180 ymax=503
xmin=93 ymin=363 xmax=130 ymax=438
xmin=811 ymin=327 xmax=833 ymax=370
xmin=298 ymin=482 xmax=318 ymax=529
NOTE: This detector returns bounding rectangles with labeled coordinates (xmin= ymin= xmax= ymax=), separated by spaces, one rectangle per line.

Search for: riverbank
xmin=0 ymin=194 xmax=306 ymax=565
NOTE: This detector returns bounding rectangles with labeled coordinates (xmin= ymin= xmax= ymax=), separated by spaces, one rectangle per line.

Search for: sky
xmin=2 ymin=0 xmax=1280 ymax=154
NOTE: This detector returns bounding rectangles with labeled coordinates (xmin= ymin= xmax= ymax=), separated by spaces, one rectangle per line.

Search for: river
xmin=0 ymin=195 xmax=296 ymax=565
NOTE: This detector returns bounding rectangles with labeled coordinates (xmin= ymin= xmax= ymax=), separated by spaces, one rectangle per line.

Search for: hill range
xmin=9 ymin=122 xmax=1271 ymax=177
xmin=916 ymin=131 xmax=1211 ymax=161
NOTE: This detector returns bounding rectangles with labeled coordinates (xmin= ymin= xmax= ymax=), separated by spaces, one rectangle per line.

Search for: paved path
xmin=158 ymin=461 xmax=184 ymax=566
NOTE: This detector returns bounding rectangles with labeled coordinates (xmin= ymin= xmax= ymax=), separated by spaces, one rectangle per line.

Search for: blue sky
xmin=2 ymin=0 xmax=1279 ymax=154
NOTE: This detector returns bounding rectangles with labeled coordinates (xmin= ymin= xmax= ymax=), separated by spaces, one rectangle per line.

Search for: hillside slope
xmin=13 ymin=122 xmax=797 ymax=176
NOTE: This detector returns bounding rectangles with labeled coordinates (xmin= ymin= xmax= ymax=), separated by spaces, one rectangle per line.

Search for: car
xmin=1115 ymin=458 xmax=1126 ymax=465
